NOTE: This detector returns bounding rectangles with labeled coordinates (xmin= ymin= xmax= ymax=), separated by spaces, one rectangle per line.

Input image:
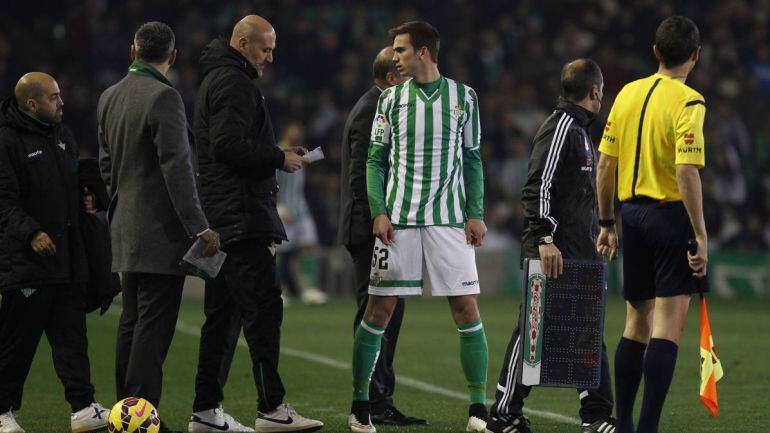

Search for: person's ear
xmin=692 ymin=46 xmax=701 ymax=62
xmin=130 ymin=44 xmax=137 ymax=61
xmin=385 ymin=72 xmax=396 ymax=86
xmin=653 ymin=44 xmax=661 ymax=61
xmin=168 ymin=49 xmax=177 ymax=66
xmin=26 ymin=99 xmax=37 ymax=113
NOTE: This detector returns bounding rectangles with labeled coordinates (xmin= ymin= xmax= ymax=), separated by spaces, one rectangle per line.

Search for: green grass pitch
xmin=17 ymin=294 xmax=770 ymax=432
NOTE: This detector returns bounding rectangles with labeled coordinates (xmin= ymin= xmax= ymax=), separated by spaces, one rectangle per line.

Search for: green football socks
xmin=458 ymin=320 xmax=488 ymax=405
xmin=352 ymin=319 xmax=385 ymax=401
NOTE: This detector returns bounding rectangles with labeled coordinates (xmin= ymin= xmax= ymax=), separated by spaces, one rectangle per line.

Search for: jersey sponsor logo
xmin=461 ymin=279 xmax=479 ymax=287
xmin=604 ymin=121 xmax=612 ymax=132
xmin=678 ymin=146 xmax=703 ymax=154
xmin=395 ymin=102 xmax=415 ymax=109
xmin=684 ymin=132 xmax=695 ymax=145
xmin=602 ymin=134 xmax=615 ymax=143
xmin=27 ymin=150 xmax=43 ymax=158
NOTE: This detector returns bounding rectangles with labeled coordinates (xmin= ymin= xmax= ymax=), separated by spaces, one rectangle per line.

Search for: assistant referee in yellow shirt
xmin=595 ymin=16 xmax=708 ymax=433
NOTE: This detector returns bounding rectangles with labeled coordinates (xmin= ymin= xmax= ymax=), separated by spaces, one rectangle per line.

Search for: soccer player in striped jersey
xmin=348 ymin=21 xmax=488 ymax=433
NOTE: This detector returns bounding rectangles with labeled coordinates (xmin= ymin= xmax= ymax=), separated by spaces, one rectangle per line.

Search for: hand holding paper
xmin=303 ymin=146 xmax=325 ymax=164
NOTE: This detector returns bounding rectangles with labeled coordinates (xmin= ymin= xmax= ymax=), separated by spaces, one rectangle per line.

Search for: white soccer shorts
xmin=368 ymin=226 xmax=480 ymax=297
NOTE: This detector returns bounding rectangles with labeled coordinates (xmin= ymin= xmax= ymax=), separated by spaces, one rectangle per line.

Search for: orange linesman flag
xmin=699 ymin=295 xmax=724 ymax=417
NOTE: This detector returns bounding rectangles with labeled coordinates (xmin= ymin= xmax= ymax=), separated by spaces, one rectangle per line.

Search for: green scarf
xmin=128 ymin=59 xmax=172 ymax=86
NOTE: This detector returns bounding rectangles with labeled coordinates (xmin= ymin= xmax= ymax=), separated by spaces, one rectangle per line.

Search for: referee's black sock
xmin=637 ymin=338 xmax=679 ymax=433
xmin=614 ymin=337 xmax=647 ymax=433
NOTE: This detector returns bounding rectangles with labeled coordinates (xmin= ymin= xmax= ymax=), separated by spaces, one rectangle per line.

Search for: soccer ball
xmin=107 ymin=397 xmax=161 ymax=433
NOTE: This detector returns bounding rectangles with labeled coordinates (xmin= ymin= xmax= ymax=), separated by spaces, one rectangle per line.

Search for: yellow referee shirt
xmin=599 ymin=73 xmax=706 ymax=202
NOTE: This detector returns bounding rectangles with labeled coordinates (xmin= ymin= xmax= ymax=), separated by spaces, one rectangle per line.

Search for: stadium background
xmin=2 ymin=1 xmax=770 ymax=433
xmin=3 ymin=0 xmax=768 ymax=297
xmin=2 ymin=0 xmax=769 ymax=295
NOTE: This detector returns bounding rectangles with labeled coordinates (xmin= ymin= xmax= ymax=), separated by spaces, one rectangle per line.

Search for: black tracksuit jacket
xmin=194 ymin=38 xmax=287 ymax=246
xmin=0 ymin=97 xmax=88 ymax=290
xmin=520 ymin=98 xmax=600 ymax=261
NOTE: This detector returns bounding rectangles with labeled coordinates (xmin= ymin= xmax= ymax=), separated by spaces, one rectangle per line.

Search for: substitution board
xmin=518 ymin=259 xmax=606 ymax=388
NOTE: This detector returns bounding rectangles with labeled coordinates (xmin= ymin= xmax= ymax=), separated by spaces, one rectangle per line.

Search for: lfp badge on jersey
xmin=522 ymin=260 xmax=546 ymax=386
xmin=372 ymin=114 xmax=390 ymax=143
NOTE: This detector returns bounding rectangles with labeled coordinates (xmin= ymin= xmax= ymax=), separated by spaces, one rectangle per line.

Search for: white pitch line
xmin=174 ymin=319 xmax=580 ymax=425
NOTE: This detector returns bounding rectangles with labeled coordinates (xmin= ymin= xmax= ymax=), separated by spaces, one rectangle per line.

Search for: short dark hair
xmin=134 ymin=21 xmax=175 ymax=63
xmin=388 ymin=21 xmax=440 ymax=62
xmin=655 ymin=16 xmax=700 ymax=68
xmin=373 ymin=53 xmax=399 ymax=80
xmin=560 ymin=58 xmax=603 ymax=101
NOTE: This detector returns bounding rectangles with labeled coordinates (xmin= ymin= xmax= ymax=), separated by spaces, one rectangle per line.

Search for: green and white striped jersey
xmin=367 ymin=76 xmax=483 ymax=227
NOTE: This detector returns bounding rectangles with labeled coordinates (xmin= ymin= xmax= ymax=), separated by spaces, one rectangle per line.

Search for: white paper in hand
xmin=180 ymin=238 xmax=227 ymax=280
xmin=304 ymin=146 xmax=325 ymax=163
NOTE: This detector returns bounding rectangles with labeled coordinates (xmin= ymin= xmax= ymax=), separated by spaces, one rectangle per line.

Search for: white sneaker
xmin=347 ymin=414 xmax=375 ymax=433
xmin=0 ymin=411 xmax=24 ymax=433
xmin=70 ymin=403 xmax=110 ymax=433
xmin=466 ymin=416 xmax=487 ymax=433
xmin=254 ymin=404 xmax=323 ymax=432
xmin=71 ymin=403 xmax=109 ymax=433
xmin=300 ymin=288 xmax=327 ymax=305
xmin=466 ymin=403 xmax=487 ymax=432
xmin=189 ymin=406 xmax=255 ymax=433
xmin=223 ymin=411 xmax=255 ymax=433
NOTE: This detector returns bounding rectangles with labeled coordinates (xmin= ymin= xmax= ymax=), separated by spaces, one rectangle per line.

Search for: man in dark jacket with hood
xmin=189 ymin=14 xmax=323 ymax=433
xmin=0 ymin=72 xmax=109 ymax=433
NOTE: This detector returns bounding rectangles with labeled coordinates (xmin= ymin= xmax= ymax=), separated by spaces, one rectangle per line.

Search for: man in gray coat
xmin=97 ymin=21 xmax=219 ymax=432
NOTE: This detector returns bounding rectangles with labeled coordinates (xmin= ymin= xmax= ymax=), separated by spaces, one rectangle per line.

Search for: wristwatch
xmin=537 ymin=235 xmax=554 ymax=246
xmin=599 ymin=219 xmax=616 ymax=227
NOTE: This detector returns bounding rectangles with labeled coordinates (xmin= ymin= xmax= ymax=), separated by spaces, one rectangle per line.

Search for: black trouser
xmin=348 ymin=238 xmax=405 ymax=409
xmin=216 ymin=307 xmax=243 ymax=393
xmin=116 ymin=273 xmax=185 ymax=408
xmin=193 ymin=239 xmax=285 ymax=413
xmin=490 ymin=314 xmax=614 ymax=424
xmin=0 ymin=284 xmax=95 ymax=413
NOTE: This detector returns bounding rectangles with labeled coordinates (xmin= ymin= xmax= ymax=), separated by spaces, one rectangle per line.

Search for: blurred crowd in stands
xmin=2 ymin=0 xmax=768 ymax=255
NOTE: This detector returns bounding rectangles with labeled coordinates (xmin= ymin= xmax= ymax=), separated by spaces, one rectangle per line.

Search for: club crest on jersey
xmin=451 ymin=104 xmax=465 ymax=121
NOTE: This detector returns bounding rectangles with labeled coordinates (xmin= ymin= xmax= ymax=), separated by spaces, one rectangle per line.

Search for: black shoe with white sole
xmin=580 ymin=417 xmax=616 ymax=433
xmin=484 ymin=415 xmax=533 ymax=433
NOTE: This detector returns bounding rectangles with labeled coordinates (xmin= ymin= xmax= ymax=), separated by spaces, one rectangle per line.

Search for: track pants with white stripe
xmin=490 ymin=316 xmax=614 ymax=424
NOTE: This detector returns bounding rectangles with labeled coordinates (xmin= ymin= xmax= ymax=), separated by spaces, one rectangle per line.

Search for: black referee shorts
xmin=620 ymin=198 xmax=706 ymax=300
